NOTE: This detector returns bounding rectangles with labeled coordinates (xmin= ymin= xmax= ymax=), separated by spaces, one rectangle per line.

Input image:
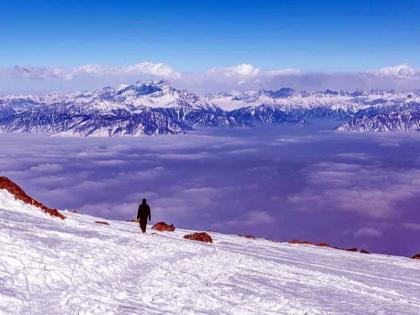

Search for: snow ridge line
xmin=0 ymin=177 xmax=65 ymax=219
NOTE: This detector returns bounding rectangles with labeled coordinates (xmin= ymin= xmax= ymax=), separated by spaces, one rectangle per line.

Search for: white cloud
xmin=289 ymin=162 xmax=420 ymax=218
xmin=366 ymin=64 xmax=418 ymax=78
xmin=74 ymin=62 xmax=181 ymax=78
xmin=2 ymin=62 xmax=420 ymax=94
xmin=5 ymin=61 xmax=180 ymax=86
xmin=125 ymin=62 xmax=180 ymax=78
xmin=265 ymin=68 xmax=301 ymax=76
xmin=213 ymin=210 xmax=275 ymax=229
xmin=29 ymin=163 xmax=64 ymax=172
xmin=243 ymin=210 xmax=274 ymax=226
xmin=208 ymin=64 xmax=261 ymax=77
xmin=354 ymin=227 xmax=383 ymax=238
xmin=12 ymin=65 xmax=74 ymax=81
xmin=207 ymin=64 xmax=301 ymax=78
xmin=403 ymin=223 xmax=420 ymax=231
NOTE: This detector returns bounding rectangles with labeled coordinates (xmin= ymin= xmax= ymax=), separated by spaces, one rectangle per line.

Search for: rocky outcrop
xmin=315 ymin=242 xmax=330 ymax=247
xmin=95 ymin=221 xmax=109 ymax=225
xmin=0 ymin=176 xmax=65 ymax=219
xmin=152 ymin=222 xmax=175 ymax=232
xmin=289 ymin=240 xmax=370 ymax=254
xmin=184 ymin=232 xmax=213 ymax=243
xmin=411 ymin=254 xmax=420 ymax=260
xmin=238 ymin=234 xmax=256 ymax=239
xmin=346 ymin=248 xmax=370 ymax=254
xmin=346 ymin=248 xmax=358 ymax=252
xmin=289 ymin=240 xmax=316 ymax=245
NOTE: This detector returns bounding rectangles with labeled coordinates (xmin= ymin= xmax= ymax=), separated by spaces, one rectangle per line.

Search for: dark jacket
xmin=137 ymin=202 xmax=151 ymax=221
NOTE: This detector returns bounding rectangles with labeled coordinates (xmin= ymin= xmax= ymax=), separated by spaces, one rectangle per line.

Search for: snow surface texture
xmin=1 ymin=80 xmax=420 ymax=135
xmin=1 ymin=189 xmax=420 ymax=314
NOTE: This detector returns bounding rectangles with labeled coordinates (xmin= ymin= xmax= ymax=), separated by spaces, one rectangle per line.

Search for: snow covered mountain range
xmin=0 ymin=80 xmax=419 ymax=136
xmin=1 ymin=177 xmax=420 ymax=314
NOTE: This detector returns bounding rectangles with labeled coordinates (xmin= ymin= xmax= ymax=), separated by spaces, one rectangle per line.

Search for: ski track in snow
xmin=0 ymin=190 xmax=420 ymax=314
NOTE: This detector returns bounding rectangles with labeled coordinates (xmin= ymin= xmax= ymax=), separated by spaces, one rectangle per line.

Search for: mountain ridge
xmin=1 ymin=81 xmax=419 ymax=135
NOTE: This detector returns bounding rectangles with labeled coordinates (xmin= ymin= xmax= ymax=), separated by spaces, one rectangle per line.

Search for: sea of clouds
xmin=0 ymin=125 xmax=419 ymax=256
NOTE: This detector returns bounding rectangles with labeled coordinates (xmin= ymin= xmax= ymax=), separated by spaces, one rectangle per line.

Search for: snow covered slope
xmin=1 ymin=185 xmax=420 ymax=314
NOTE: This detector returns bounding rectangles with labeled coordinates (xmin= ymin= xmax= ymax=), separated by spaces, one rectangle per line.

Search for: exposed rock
xmin=411 ymin=254 xmax=420 ymax=260
xmin=289 ymin=240 xmax=329 ymax=247
xmin=238 ymin=234 xmax=256 ymax=239
xmin=183 ymin=232 xmax=213 ymax=243
xmin=346 ymin=248 xmax=358 ymax=252
xmin=316 ymin=242 xmax=330 ymax=247
xmin=152 ymin=222 xmax=176 ymax=232
xmin=0 ymin=176 xmax=65 ymax=220
xmin=95 ymin=221 xmax=109 ymax=225
xmin=289 ymin=240 xmax=314 ymax=245
xmin=289 ymin=240 xmax=371 ymax=254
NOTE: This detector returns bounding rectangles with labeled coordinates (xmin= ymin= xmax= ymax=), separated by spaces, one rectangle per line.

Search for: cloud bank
xmin=1 ymin=127 xmax=419 ymax=256
xmin=2 ymin=62 xmax=420 ymax=94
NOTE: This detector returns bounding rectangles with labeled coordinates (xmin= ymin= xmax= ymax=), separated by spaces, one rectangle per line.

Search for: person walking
xmin=137 ymin=198 xmax=151 ymax=233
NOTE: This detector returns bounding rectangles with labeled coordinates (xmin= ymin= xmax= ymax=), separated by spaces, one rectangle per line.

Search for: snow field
xmin=0 ymin=189 xmax=420 ymax=314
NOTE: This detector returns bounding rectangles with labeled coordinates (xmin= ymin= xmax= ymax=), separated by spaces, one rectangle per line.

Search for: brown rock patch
xmin=411 ymin=254 xmax=420 ymax=260
xmin=95 ymin=221 xmax=109 ymax=225
xmin=238 ymin=234 xmax=256 ymax=239
xmin=152 ymin=222 xmax=175 ymax=232
xmin=183 ymin=232 xmax=213 ymax=243
xmin=0 ymin=176 xmax=65 ymax=220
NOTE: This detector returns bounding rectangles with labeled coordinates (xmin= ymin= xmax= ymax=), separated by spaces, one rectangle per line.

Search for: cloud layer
xmin=2 ymin=62 xmax=420 ymax=94
xmin=1 ymin=127 xmax=419 ymax=256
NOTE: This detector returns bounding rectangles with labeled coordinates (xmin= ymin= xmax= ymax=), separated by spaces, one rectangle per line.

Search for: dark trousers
xmin=139 ymin=218 xmax=147 ymax=233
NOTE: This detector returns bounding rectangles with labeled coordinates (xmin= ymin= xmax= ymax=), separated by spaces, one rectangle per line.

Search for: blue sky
xmin=1 ymin=0 xmax=420 ymax=94
xmin=1 ymin=0 xmax=419 ymax=71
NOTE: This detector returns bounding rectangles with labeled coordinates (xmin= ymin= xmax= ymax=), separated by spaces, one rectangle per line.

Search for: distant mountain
xmin=207 ymin=88 xmax=420 ymax=131
xmin=0 ymin=81 xmax=233 ymax=136
xmin=0 ymin=80 xmax=419 ymax=135
xmin=338 ymin=110 xmax=420 ymax=132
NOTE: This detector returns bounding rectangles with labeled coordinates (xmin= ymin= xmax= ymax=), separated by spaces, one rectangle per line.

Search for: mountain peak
xmin=135 ymin=79 xmax=171 ymax=88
